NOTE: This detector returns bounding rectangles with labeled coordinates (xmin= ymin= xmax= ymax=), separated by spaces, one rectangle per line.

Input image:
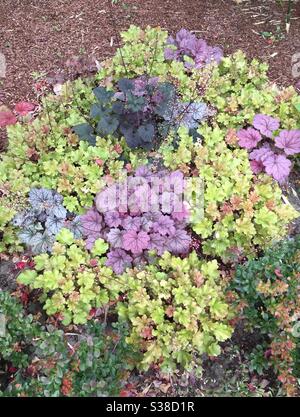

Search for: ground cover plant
xmin=0 ymin=24 xmax=300 ymax=397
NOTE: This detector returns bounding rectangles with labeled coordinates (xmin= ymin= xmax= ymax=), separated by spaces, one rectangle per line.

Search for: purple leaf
xmin=143 ymin=211 xmax=161 ymax=223
xmin=105 ymin=249 xmax=133 ymax=274
xmin=107 ymin=228 xmax=124 ymax=248
xmin=123 ymin=216 xmax=142 ymax=231
xmin=123 ymin=230 xmax=150 ymax=254
xmin=250 ymin=160 xmax=264 ymax=174
xmin=205 ymin=46 xmax=223 ymax=65
xmin=141 ymin=212 xmax=161 ymax=231
xmin=249 ymin=145 xmax=274 ymax=164
xmin=253 ymin=114 xmax=280 ymax=138
xmin=164 ymin=47 xmax=179 ymax=61
xmin=135 ymin=165 xmax=152 ymax=179
xmin=263 ymin=153 xmax=292 ymax=183
xmin=152 ymin=215 xmax=175 ymax=236
xmin=164 ymin=29 xmax=223 ymax=69
xmin=86 ymin=234 xmax=99 ymax=250
xmin=167 ymin=229 xmax=191 ymax=254
xmin=237 ymin=128 xmax=262 ymax=149
xmin=149 ymin=233 xmax=166 ymax=255
xmin=104 ymin=211 xmax=123 ymax=228
xmin=80 ymin=208 xmax=102 ymax=236
xmin=140 ymin=215 xmax=153 ymax=232
xmin=274 ymin=130 xmax=300 ymax=155
xmin=171 ymin=202 xmax=190 ymax=221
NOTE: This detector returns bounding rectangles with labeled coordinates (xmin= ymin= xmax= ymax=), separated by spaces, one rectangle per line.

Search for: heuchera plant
xmin=237 ymin=114 xmax=300 ymax=183
xmin=12 ymin=188 xmax=69 ymax=254
xmin=79 ymin=166 xmax=191 ymax=274
xmin=0 ymin=102 xmax=36 ymax=127
xmin=73 ymin=76 xmax=210 ymax=151
xmin=116 ymin=251 xmax=233 ymax=372
xmin=73 ymin=77 xmax=176 ymax=150
xmin=190 ymin=125 xmax=299 ymax=258
xmin=17 ymin=228 xmax=119 ymax=325
xmin=164 ymin=29 xmax=223 ymax=69
xmin=0 ymin=291 xmax=137 ymax=397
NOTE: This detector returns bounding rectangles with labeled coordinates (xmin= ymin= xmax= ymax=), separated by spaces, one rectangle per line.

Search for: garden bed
xmin=0 ymin=3 xmax=300 ymax=399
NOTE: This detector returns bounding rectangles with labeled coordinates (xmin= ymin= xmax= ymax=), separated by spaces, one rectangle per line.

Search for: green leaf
xmin=206 ymin=342 xmax=221 ymax=356
xmin=17 ymin=269 xmax=38 ymax=285
xmin=91 ymin=238 xmax=109 ymax=256
xmin=212 ymin=323 xmax=233 ymax=342
xmin=210 ymin=300 xmax=229 ymax=319
xmin=56 ymin=228 xmax=74 ymax=246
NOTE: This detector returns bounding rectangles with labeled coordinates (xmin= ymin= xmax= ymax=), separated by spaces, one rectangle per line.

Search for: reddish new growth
xmin=61 ymin=374 xmax=73 ymax=396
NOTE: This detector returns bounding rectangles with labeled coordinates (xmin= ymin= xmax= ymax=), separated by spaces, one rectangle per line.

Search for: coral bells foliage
xmin=237 ymin=114 xmax=300 ymax=182
xmin=73 ymin=77 xmax=176 ymax=150
xmin=79 ymin=167 xmax=191 ymax=274
xmin=164 ymin=29 xmax=223 ymax=69
xmin=115 ymin=252 xmax=233 ymax=372
xmin=0 ymin=102 xmax=35 ymax=127
xmin=191 ymin=125 xmax=298 ymax=259
xmin=17 ymin=228 xmax=114 ymax=325
xmin=12 ymin=188 xmax=69 ymax=254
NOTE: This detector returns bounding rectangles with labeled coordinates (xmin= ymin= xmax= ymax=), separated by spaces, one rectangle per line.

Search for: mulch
xmin=0 ymin=0 xmax=300 ymax=150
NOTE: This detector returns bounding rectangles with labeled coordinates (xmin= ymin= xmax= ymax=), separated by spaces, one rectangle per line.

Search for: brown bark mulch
xmin=1 ymin=0 xmax=300 ymax=150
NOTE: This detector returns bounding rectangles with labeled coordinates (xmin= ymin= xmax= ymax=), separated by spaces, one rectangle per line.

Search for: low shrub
xmin=0 ymin=291 xmax=136 ymax=397
xmin=232 ymin=236 xmax=300 ymax=396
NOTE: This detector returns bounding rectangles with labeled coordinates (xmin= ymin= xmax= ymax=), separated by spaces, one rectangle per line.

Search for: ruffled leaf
xmin=107 ymin=228 xmax=124 ymax=248
xmin=264 ymin=154 xmax=292 ymax=182
xmin=237 ymin=127 xmax=262 ymax=149
xmin=123 ymin=230 xmax=150 ymax=254
xmin=167 ymin=229 xmax=191 ymax=254
xmin=80 ymin=208 xmax=103 ymax=236
xmin=274 ymin=130 xmax=300 ymax=155
xmin=105 ymin=249 xmax=133 ymax=274
xmin=253 ymin=114 xmax=280 ymax=138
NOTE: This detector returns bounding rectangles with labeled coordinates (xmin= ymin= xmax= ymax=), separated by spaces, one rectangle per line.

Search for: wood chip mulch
xmin=1 ymin=0 xmax=300 ymax=150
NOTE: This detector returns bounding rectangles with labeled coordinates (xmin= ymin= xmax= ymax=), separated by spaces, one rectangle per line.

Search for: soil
xmin=0 ymin=260 xmax=18 ymax=292
xmin=123 ymin=322 xmax=278 ymax=397
xmin=1 ymin=0 xmax=300 ymax=150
